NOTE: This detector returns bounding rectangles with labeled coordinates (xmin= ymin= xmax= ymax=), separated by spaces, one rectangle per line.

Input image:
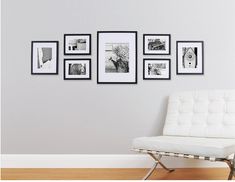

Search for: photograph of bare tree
xmin=105 ymin=43 xmax=129 ymax=73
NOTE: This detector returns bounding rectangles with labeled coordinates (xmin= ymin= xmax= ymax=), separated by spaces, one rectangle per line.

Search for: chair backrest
xmin=163 ymin=90 xmax=235 ymax=138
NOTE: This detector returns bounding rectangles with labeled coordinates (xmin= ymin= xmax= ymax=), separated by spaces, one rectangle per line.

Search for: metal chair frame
xmin=133 ymin=149 xmax=235 ymax=180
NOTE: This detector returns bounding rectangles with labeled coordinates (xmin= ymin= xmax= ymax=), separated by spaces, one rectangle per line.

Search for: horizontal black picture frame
xmin=64 ymin=34 xmax=91 ymax=55
xmin=143 ymin=34 xmax=171 ymax=55
xmin=143 ymin=58 xmax=171 ymax=80
xmin=64 ymin=58 xmax=91 ymax=80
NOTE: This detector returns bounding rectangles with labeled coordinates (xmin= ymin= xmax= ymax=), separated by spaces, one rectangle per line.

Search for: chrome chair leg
xmin=143 ymin=153 xmax=175 ymax=180
xmin=143 ymin=161 xmax=159 ymax=180
xmin=228 ymin=154 xmax=235 ymax=180
xmin=149 ymin=153 xmax=175 ymax=172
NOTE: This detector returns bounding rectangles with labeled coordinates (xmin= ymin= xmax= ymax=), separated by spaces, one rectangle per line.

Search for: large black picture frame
xmin=97 ymin=31 xmax=137 ymax=84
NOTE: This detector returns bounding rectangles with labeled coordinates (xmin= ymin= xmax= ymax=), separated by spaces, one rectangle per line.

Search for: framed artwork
xmin=143 ymin=34 xmax=171 ymax=55
xmin=97 ymin=31 xmax=137 ymax=84
xmin=64 ymin=59 xmax=91 ymax=80
xmin=143 ymin=59 xmax=171 ymax=80
xmin=64 ymin=34 xmax=91 ymax=55
xmin=176 ymin=41 xmax=204 ymax=75
xmin=31 ymin=41 xmax=59 ymax=74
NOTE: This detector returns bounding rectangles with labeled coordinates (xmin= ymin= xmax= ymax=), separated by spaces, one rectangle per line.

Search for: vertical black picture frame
xmin=31 ymin=41 xmax=59 ymax=75
xmin=176 ymin=41 xmax=204 ymax=75
xmin=97 ymin=31 xmax=138 ymax=84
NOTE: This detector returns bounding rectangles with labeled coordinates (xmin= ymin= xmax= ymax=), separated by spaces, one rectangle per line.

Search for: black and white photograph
xmin=64 ymin=34 xmax=91 ymax=55
xmin=143 ymin=59 xmax=171 ymax=80
xmin=97 ymin=31 xmax=137 ymax=84
xmin=31 ymin=41 xmax=58 ymax=74
xmin=177 ymin=41 xmax=204 ymax=75
xmin=143 ymin=34 xmax=171 ymax=55
xmin=64 ymin=59 xmax=91 ymax=80
xmin=105 ymin=43 xmax=129 ymax=73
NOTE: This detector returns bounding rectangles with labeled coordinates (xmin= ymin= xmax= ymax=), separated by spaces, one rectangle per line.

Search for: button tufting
xmin=164 ymin=90 xmax=235 ymax=138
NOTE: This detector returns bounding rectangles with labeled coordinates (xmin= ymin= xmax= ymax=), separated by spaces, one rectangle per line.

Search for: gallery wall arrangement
xmin=31 ymin=32 xmax=204 ymax=83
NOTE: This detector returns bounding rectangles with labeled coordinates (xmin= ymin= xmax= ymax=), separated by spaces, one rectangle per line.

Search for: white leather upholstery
xmin=133 ymin=90 xmax=235 ymax=158
xmin=163 ymin=90 xmax=235 ymax=138
xmin=132 ymin=136 xmax=235 ymax=158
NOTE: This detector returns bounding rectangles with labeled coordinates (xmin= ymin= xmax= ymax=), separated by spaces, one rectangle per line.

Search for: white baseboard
xmin=1 ymin=154 xmax=227 ymax=168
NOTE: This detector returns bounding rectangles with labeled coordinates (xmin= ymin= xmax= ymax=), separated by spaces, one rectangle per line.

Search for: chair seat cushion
xmin=132 ymin=136 xmax=235 ymax=158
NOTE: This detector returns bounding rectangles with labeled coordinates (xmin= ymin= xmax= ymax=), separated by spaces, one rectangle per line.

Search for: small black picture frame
xmin=143 ymin=59 xmax=171 ymax=80
xmin=176 ymin=41 xmax=204 ymax=75
xmin=64 ymin=34 xmax=91 ymax=55
xmin=143 ymin=34 xmax=171 ymax=55
xmin=31 ymin=41 xmax=59 ymax=75
xmin=97 ymin=31 xmax=137 ymax=84
xmin=64 ymin=58 xmax=91 ymax=80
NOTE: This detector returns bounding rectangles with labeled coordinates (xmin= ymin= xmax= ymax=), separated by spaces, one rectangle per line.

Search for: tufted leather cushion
xmin=163 ymin=90 xmax=235 ymax=138
xmin=132 ymin=136 xmax=235 ymax=158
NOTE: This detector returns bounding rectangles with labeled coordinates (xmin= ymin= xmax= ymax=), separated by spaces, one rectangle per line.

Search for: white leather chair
xmin=132 ymin=90 xmax=235 ymax=180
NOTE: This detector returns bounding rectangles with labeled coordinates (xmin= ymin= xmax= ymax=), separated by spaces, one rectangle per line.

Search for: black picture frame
xmin=143 ymin=58 xmax=171 ymax=80
xmin=143 ymin=34 xmax=171 ymax=55
xmin=64 ymin=34 xmax=91 ymax=55
xmin=97 ymin=31 xmax=137 ymax=84
xmin=176 ymin=41 xmax=204 ymax=75
xmin=64 ymin=58 xmax=91 ymax=80
xmin=31 ymin=41 xmax=59 ymax=75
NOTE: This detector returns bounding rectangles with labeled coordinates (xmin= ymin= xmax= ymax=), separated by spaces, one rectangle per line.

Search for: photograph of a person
xmin=177 ymin=41 xmax=204 ymax=75
xmin=143 ymin=34 xmax=171 ymax=55
xmin=105 ymin=43 xmax=129 ymax=73
xmin=31 ymin=41 xmax=58 ymax=74
xmin=64 ymin=34 xmax=91 ymax=55
xmin=64 ymin=59 xmax=91 ymax=80
xmin=97 ymin=31 xmax=137 ymax=84
xmin=143 ymin=59 xmax=171 ymax=80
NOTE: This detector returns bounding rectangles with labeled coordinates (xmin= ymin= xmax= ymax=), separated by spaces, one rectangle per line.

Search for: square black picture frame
xmin=143 ymin=34 xmax=171 ymax=55
xmin=143 ymin=58 xmax=171 ymax=80
xmin=176 ymin=41 xmax=204 ymax=75
xmin=97 ymin=31 xmax=137 ymax=84
xmin=64 ymin=34 xmax=91 ymax=55
xmin=31 ymin=41 xmax=59 ymax=75
xmin=64 ymin=58 xmax=91 ymax=80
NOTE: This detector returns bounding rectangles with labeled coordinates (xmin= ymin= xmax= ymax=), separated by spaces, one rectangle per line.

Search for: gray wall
xmin=2 ymin=0 xmax=235 ymax=154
